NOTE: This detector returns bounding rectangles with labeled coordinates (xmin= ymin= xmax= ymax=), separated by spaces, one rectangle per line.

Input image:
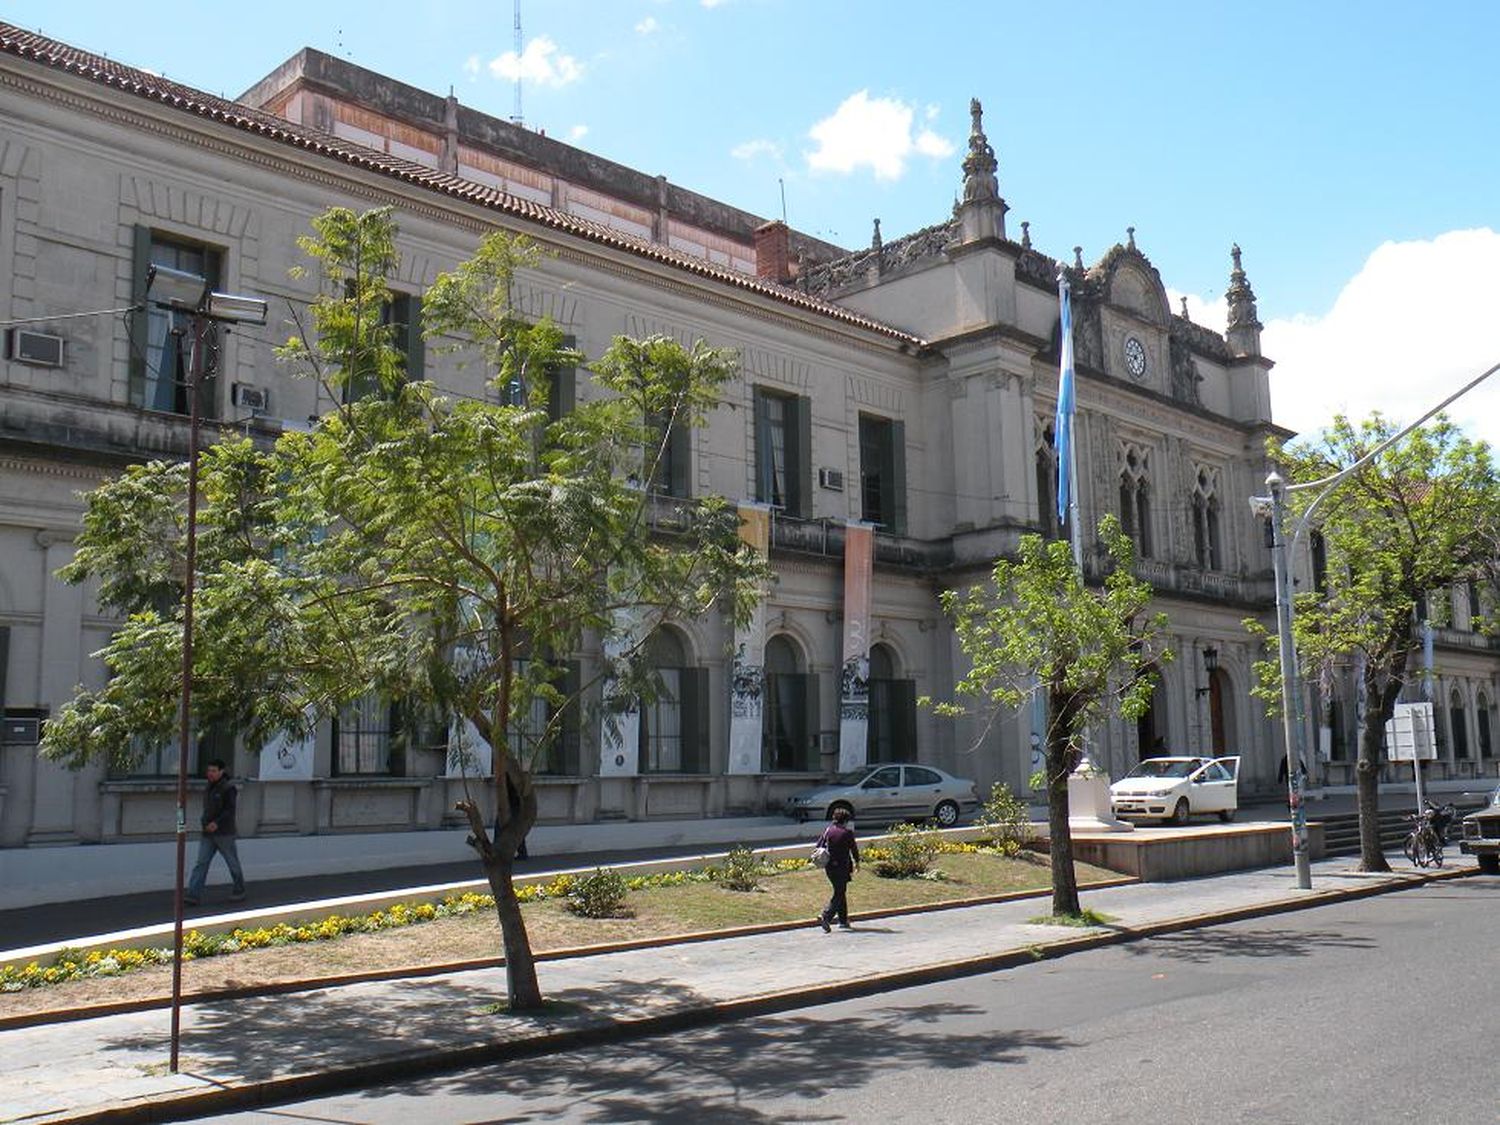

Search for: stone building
xmin=1 ymin=24 xmax=1494 ymax=850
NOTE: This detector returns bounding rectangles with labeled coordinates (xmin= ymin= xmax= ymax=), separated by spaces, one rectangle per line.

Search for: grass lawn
xmin=1 ymin=848 xmax=1122 ymax=1021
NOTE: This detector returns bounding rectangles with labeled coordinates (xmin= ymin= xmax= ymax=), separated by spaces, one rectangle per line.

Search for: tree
xmin=41 ymin=207 xmax=767 ymax=1010
xmin=1249 ymin=414 xmax=1500 ymax=872
xmin=933 ymin=516 xmax=1169 ymax=916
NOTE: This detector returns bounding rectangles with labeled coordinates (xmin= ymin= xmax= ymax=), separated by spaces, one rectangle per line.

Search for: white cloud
xmin=486 ymin=36 xmax=583 ymax=88
xmin=1261 ymin=229 xmax=1500 ymax=449
xmin=732 ymin=138 xmax=783 ymax=163
xmin=701 ymin=0 xmax=729 ymax=7
xmin=569 ymin=124 xmax=589 ymax=142
xmin=636 ymin=16 xmax=659 ymax=34
xmin=805 ymin=91 xmax=956 ymax=181
xmin=462 ymin=55 xmax=481 ymax=78
xmin=1165 ymin=288 xmax=1227 ymax=334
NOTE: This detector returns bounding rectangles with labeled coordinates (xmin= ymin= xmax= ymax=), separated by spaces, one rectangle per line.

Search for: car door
xmin=1192 ymin=758 xmax=1238 ymax=813
xmin=859 ymin=766 xmax=905 ymax=821
xmin=901 ymin=765 xmax=946 ymax=821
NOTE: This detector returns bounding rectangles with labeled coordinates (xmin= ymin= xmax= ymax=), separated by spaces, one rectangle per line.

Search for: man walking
xmin=185 ymin=758 xmax=245 ymax=906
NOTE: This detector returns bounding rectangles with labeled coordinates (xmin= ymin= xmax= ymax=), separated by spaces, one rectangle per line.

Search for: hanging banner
xmin=599 ymin=602 xmax=644 ymax=777
xmin=446 ymin=716 xmax=494 ymax=778
xmin=728 ymin=503 xmax=772 ymax=774
xmin=837 ymin=522 xmax=874 ymax=772
xmin=258 ymin=716 xmax=315 ymax=781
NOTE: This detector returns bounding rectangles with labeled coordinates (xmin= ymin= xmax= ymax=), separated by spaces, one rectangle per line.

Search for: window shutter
xmin=403 ymin=294 xmax=425 ymax=382
xmin=888 ymin=419 xmax=907 ymax=534
xmin=129 ymin=225 xmax=151 ymax=407
xmin=802 ymin=671 xmax=820 ymax=771
xmin=753 ymin=387 xmax=771 ymax=503
xmin=893 ymin=679 xmax=918 ymax=759
xmin=668 ymin=418 xmax=691 ymax=498
xmin=559 ymin=660 xmax=582 ymax=776
xmin=0 ymin=625 xmax=9 ymax=713
xmin=549 ymin=335 xmax=577 ymax=422
xmin=790 ymin=394 xmax=812 ymax=518
xmin=680 ymin=666 xmax=710 ymax=773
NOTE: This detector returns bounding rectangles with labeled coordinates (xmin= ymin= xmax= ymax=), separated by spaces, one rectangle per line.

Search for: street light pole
xmin=1252 ymin=357 xmax=1500 ymax=892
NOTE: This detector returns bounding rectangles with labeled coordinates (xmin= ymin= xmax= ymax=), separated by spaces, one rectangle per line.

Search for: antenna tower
xmin=511 ymin=0 xmax=524 ymax=126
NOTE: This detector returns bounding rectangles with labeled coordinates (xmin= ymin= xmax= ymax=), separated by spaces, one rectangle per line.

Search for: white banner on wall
xmin=446 ymin=716 xmax=494 ymax=778
xmin=837 ymin=522 xmax=874 ymax=772
xmin=599 ymin=602 xmax=643 ymax=778
xmin=728 ymin=503 xmax=771 ymax=775
xmin=258 ymin=720 xmax=315 ymax=781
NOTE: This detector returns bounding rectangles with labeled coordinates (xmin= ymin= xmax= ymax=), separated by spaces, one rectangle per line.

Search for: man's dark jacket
xmin=201 ymin=774 xmax=237 ymax=836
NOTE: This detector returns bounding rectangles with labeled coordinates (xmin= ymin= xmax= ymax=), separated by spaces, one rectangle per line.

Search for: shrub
xmin=873 ymin=822 xmax=940 ymax=878
xmin=976 ymin=781 xmax=1033 ymax=855
xmin=566 ymin=866 xmax=632 ymax=918
xmin=713 ymin=844 xmax=763 ymax=892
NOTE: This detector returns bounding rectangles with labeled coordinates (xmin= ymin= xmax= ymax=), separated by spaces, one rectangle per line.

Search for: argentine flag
xmin=1054 ymin=274 xmax=1075 ymax=526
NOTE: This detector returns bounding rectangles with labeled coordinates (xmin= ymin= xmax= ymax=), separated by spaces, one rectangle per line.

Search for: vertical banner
xmin=599 ymin=602 xmax=643 ymax=777
xmin=446 ymin=716 xmax=493 ymax=778
xmin=258 ymin=722 xmax=316 ymax=781
xmin=837 ymin=522 xmax=874 ymax=772
xmin=728 ymin=503 xmax=771 ymax=774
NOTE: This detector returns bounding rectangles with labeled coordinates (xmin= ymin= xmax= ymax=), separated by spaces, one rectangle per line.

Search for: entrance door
xmin=1209 ymin=668 xmax=1229 ymax=754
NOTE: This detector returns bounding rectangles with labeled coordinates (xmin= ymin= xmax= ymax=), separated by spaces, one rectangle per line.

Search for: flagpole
xmin=1055 ymin=269 xmax=1082 ymax=574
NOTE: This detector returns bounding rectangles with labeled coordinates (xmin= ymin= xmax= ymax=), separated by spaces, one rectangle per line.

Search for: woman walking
xmin=816 ymin=807 xmax=860 ymax=932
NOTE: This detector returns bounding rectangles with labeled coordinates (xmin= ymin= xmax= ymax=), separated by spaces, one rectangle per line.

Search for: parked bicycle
xmin=1403 ymin=800 xmax=1456 ymax=868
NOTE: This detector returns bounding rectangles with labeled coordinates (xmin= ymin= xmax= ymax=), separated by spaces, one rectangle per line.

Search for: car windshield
xmin=1125 ymin=759 xmax=1201 ymax=780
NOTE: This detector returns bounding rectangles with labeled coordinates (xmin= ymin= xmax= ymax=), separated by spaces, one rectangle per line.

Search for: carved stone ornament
xmin=961 ymin=98 xmax=1000 ymax=203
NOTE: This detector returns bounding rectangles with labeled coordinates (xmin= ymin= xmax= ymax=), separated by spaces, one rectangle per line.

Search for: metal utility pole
xmin=512 ymin=0 xmax=524 ymax=126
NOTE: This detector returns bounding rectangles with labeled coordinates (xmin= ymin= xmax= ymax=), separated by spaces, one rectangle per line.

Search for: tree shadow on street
xmin=1118 ymin=926 xmax=1376 ymax=964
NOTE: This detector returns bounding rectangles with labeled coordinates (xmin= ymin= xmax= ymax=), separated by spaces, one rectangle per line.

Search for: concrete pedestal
xmin=1068 ymin=773 xmax=1133 ymax=833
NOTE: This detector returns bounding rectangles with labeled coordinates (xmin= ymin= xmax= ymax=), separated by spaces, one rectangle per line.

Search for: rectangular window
xmin=131 ymin=228 xmax=223 ymax=417
xmin=648 ymin=409 xmax=692 ymax=498
xmin=343 ymin=292 xmax=424 ymax=403
xmin=334 ymin=692 xmax=394 ymax=775
xmin=754 ymin=387 xmax=811 ymax=517
xmin=858 ymin=414 xmax=907 ymax=533
xmin=527 ymin=660 xmax=581 ymax=776
xmin=117 ymin=724 xmax=230 ymax=779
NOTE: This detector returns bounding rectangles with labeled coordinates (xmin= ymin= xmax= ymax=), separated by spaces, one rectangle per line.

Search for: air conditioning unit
xmin=232 ymin=383 xmax=271 ymax=413
xmin=818 ymin=467 xmax=845 ymax=491
xmin=2 ymin=716 xmax=41 ymax=745
xmin=7 ymin=329 xmax=64 ymax=367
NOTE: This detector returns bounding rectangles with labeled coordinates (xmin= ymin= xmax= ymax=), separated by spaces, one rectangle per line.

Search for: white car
xmin=1109 ymin=756 xmax=1241 ymax=826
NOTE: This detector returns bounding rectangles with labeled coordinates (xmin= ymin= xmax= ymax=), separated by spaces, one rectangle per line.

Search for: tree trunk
xmin=1046 ymin=686 xmax=1081 ymax=917
xmin=1354 ymin=673 xmax=1402 ymax=873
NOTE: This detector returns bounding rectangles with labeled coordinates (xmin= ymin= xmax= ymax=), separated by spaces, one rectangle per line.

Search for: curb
xmin=0 ymin=871 xmax=1139 ymax=1031
xmin=17 ymin=863 xmax=1476 ymax=1125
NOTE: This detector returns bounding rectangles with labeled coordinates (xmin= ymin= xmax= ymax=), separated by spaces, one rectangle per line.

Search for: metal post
xmin=1267 ymin=472 xmax=1313 ymax=890
xmin=169 ymin=313 xmax=207 ymax=1073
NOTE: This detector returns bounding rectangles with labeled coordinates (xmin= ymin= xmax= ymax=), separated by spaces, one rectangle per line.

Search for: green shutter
xmin=550 ymin=335 xmax=577 ymax=422
xmin=802 ymin=671 xmax=820 ymax=771
xmin=668 ymin=417 xmax=691 ymax=498
xmin=791 ymin=394 xmax=812 ymax=518
xmin=753 ymin=387 xmax=771 ymax=503
xmin=559 ymin=660 xmax=582 ymax=776
xmin=680 ymin=666 xmax=710 ymax=773
xmin=404 ymin=294 xmax=425 ymax=382
xmin=888 ymin=419 xmax=907 ymax=534
xmin=128 ymin=225 xmax=151 ymax=407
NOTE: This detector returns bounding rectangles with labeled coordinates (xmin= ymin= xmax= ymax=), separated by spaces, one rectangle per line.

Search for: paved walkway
xmin=1 ymin=850 xmax=1480 ymax=1125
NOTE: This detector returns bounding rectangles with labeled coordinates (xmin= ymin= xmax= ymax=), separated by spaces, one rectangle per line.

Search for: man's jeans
xmin=186 ymin=833 xmax=244 ymax=899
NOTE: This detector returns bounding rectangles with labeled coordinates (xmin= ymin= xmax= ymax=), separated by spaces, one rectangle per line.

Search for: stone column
xmin=30 ymin=531 xmax=84 ymax=842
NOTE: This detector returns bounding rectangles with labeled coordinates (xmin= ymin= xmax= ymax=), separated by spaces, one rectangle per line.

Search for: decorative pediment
xmin=1088 ymin=239 xmax=1170 ymax=327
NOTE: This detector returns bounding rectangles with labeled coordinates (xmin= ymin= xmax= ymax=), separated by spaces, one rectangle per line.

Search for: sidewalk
xmin=1 ymin=851 xmax=1479 ymax=1125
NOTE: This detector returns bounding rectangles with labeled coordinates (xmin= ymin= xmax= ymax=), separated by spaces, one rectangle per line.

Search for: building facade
xmin=1 ymin=25 xmax=1495 ymax=849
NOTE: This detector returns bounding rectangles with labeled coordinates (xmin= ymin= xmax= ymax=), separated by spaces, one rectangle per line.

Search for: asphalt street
xmin=198 ymin=874 xmax=1500 ymax=1125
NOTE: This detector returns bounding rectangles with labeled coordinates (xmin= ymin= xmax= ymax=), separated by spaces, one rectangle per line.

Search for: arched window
xmin=1451 ymin=688 xmax=1470 ymax=760
xmin=640 ymin=629 xmax=689 ymax=772
xmin=764 ymin=635 xmax=815 ymax=771
xmin=1192 ymin=466 xmax=1223 ymax=571
xmin=1478 ymin=692 xmax=1493 ymax=759
xmin=1119 ymin=445 xmax=1153 ymax=558
xmin=867 ymin=642 xmax=917 ymax=764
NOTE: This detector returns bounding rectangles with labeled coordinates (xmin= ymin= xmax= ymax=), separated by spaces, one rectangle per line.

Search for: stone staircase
xmin=1315 ymin=799 xmax=1485 ymax=859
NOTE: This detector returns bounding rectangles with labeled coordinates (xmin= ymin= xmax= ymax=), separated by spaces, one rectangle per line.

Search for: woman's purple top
xmin=818 ymin=823 xmax=859 ymax=872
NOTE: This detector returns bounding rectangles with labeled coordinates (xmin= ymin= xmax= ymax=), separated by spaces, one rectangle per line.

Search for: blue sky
xmin=8 ymin=0 xmax=1500 ymax=444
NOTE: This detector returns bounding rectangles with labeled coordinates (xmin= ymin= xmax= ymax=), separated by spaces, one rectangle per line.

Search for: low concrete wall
xmin=1065 ymin=821 xmax=1326 ymax=882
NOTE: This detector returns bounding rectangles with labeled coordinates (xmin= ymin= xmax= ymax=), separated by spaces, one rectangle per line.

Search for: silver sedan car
xmin=784 ymin=763 xmax=980 ymax=827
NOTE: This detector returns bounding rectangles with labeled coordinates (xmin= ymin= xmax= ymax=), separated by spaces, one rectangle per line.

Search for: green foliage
xmin=712 ymin=844 xmax=765 ymax=892
xmin=566 ymin=867 xmax=632 ymax=918
xmin=1027 ymin=908 xmax=1114 ymax=928
xmin=976 ymin=782 xmax=1032 ymax=855
xmin=872 ymin=822 xmax=941 ymax=878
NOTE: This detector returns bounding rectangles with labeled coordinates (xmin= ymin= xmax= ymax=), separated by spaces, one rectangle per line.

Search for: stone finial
xmin=1180 ymin=295 xmax=1191 ymax=321
xmin=1127 ymin=226 xmax=1136 ymax=251
xmin=1225 ymin=242 xmax=1263 ymax=356
xmin=1074 ymin=246 xmax=1085 ymax=270
xmin=960 ymin=97 xmax=999 ymax=204
xmin=1020 ymin=220 xmax=1031 ymax=250
xmin=871 ymin=218 xmax=883 ymax=251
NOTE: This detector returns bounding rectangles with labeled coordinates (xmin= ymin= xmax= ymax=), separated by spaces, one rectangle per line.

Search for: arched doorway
xmin=1136 ymin=664 xmax=1166 ymax=761
xmin=764 ymin=635 xmax=815 ymax=771
xmin=1207 ymin=667 xmax=1234 ymax=755
xmin=867 ymin=643 xmax=916 ymax=764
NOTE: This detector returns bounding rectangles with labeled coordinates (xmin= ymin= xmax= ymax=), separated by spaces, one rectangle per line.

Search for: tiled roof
xmin=0 ymin=24 xmax=927 ymax=350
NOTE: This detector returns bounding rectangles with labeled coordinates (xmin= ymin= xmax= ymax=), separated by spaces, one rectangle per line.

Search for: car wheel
xmin=827 ymin=802 xmax=854 ymax=822
xmin=1168 ymin=798 xmax=1190 ymax=827
xmin=933 ymin=800 xmax=960 ymax=828
xmin=1478 ymin=854 xmax=1500 ymax=875
xmin=1217 ymin=808 xmax=1236 ymax=823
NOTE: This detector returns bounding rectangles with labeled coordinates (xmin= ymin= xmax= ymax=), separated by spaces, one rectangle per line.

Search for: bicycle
xmin=1402 ymin=801 xmax=1456 ymax=868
